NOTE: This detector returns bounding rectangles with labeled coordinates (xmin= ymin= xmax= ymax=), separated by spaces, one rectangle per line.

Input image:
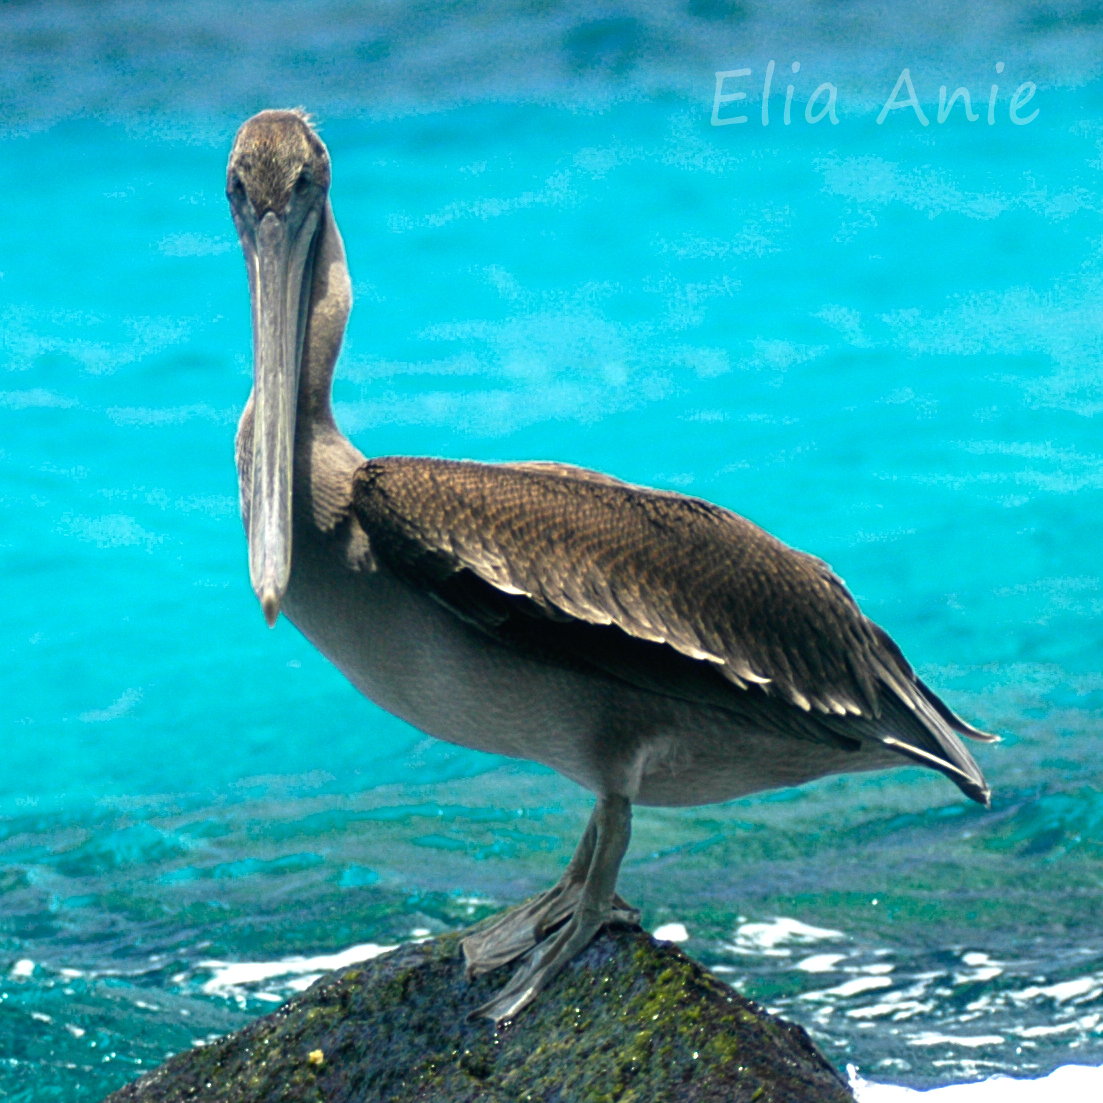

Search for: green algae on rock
xmin=103 ymin=918 xmax=854 ymax=1103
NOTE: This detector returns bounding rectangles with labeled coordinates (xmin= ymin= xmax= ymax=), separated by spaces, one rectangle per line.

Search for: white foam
xmin=803 ymin=976 xmax=894 ymax=1000
xmin=850 ymin=1062 xmax=1103 ymax=1100
xmin=284 ymin=974 xmax=323 ymax=992
xmin=198 ymin=942 xmax=397 ymax=1001
xmin=953 ymin=953 xmax=1004 ymax=985
xmin=848 ymin=1000 xmax=935 ymax=1021
xmin=1010 ymin=975 xmax=1103 ymax=1005
xmin=652 ymin=923 xmax=688 ymax=943
xmin=907 ymin=1032 xmax=1006 ymax=1048
xmin=726 ymin=916 xmax=845 ymax=957
xmin=11 ymin=959 xmax=34 ymax=978
xmin=796 ymin=953 xmax=847 ymax=973
xmin=1013 ymin=1020 xmax=1083 ymax=1038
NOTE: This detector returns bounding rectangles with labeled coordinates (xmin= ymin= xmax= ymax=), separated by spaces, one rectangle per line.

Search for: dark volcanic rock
xmin=104 ymin=920 xmax=853 ymax=1103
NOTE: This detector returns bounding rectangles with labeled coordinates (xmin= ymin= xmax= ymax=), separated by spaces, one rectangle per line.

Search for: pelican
xmin=227 ymin=109 xmax=995 ymax=1023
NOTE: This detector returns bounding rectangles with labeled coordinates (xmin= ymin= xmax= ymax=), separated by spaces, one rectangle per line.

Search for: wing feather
xmin=351 ymin=456 xmax=994 ymax=801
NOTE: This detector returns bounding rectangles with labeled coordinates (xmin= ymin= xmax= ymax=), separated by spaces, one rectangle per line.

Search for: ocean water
xmin=2 ymin=6 xmax=1103 ymax=1100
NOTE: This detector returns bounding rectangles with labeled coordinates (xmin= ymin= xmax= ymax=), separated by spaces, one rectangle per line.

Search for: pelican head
xmin=228 ymin=110 xmax=331 ymax=626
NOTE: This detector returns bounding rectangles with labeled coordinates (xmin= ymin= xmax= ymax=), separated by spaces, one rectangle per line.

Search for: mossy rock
xmin=104 ymin=916 xmax=853 ymax=1102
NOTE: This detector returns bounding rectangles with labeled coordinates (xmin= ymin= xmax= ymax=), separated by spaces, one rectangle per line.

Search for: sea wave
xmin=1 ymin=0 xmax=1102 ymax=127
xmin=850 ymin=1060 xmax=1103 ymax=1100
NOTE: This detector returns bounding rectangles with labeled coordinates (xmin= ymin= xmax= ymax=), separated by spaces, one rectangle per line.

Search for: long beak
xmin=247 ymin=209 xmax=315 ymax=626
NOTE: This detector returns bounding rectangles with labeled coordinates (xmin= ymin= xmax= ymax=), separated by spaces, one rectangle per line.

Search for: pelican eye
xmin=294 ymin=171 xmax=312 ymax=194
xmin=228 ymin=173 xmax=245 ymax=198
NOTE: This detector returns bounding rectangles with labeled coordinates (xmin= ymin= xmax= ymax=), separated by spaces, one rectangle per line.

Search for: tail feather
xmin=913 ymin=672 xmax=1000 ymax=743
xmin=866 ymin=690 xmax=992 ymax=807
xmin=861 ymin=622 xmax=994 ymax=806
xmin=879 ymin=735 xmax=991 ymax=808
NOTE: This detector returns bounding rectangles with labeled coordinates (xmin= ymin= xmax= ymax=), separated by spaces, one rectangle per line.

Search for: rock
xmin=104 ymin=918 xmax=854 ymax=1103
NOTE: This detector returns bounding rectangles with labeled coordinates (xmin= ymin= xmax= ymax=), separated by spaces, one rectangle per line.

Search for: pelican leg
xmin=463 ymin=800 xmax=638 ymax=979
xmin=470 ymin=794 xmax=635 ymax=1023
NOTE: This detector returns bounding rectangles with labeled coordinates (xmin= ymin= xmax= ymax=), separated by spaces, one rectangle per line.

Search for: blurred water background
xmin=1 ymin=2 xmax=1102 ymax=1099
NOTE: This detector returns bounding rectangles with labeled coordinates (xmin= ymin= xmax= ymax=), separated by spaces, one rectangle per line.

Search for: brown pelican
xmin=227 ymin=109 xmax=996 ymax=1023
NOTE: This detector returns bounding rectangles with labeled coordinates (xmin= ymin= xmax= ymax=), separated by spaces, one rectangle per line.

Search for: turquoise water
xmin=2 ymin=80 xmax=1103 ymax=1098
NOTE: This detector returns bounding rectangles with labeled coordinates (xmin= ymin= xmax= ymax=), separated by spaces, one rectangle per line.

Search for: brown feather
xmin=351 ymin=455 xmax=993 ymax=805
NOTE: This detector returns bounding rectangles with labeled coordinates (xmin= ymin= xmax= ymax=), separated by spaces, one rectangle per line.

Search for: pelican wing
xmin=351 ymin=456 xmax=993 ymax=800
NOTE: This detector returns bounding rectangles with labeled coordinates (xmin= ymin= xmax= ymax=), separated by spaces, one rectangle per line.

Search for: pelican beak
xmin=242 ymin=206 xmax=319 ymax=626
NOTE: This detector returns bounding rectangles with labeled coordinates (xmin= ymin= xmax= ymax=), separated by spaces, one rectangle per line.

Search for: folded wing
xmin=351 ymin=456 xmax=994 ymax=804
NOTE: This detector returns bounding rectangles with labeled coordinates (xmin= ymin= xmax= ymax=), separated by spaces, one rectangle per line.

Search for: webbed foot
xmin=461 ymin=883 xmax=637 ymax=978
xmin=465 ymin=794 xmax=636 ymax=1023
